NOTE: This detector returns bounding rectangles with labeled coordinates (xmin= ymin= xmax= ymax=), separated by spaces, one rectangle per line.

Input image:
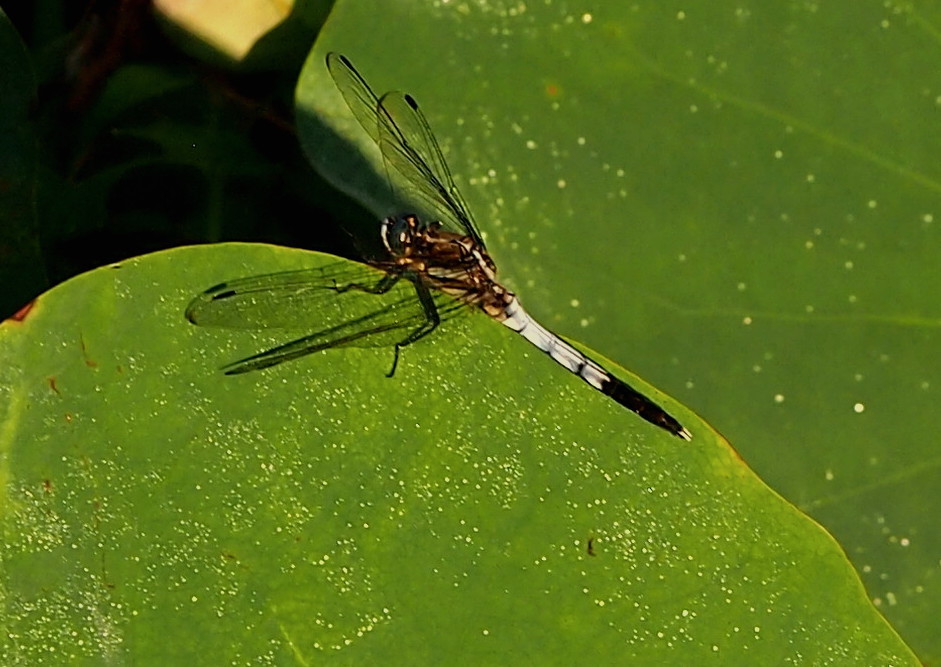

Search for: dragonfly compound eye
xmin=381 ymin=215 xmax=416 ymax=256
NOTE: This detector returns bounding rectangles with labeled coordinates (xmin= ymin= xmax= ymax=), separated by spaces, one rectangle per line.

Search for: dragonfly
xmin=185 ymin=52 xmax=691 ymax=441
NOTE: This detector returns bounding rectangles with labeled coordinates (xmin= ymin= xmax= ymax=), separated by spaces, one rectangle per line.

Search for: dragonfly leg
xmin=386 ymin=344 xmax=401 ymax=377
xmin=334 ymin=271 xmax=401 ymax=295
xmin=385 ymin=279 xmax=442 ymax=378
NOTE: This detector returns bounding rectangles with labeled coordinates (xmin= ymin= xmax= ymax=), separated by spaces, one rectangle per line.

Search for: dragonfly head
xmin=381 ymin=214 xmax=422 ymax=257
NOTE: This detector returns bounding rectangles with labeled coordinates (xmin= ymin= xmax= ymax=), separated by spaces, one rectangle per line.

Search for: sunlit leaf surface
xmin=296 ymin=1 xmax=941 ymax=660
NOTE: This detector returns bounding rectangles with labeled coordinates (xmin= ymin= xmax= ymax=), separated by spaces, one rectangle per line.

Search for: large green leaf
xmin=296 ymin=0 xmax=941 ymax=660
xmin=0 ymin=244 xmax=914 ymax=662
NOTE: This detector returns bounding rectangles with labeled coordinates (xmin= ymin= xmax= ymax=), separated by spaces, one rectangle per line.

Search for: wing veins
xmin=326 ymin=52 xmax=484 ymax=246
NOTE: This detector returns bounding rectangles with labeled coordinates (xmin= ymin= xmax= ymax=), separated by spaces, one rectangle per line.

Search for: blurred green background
xmin=2 ymin=0 xmax=938 ymax=662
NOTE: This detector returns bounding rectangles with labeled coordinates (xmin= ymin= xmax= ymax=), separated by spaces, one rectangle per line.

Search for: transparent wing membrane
xmin=185 ymin=262 xmax=396 ymax=330
xmin=185 ymin=260 xmax=464 ymax=362
xmin=218 ymin=293 xmax=466 ymax=374
xmin=326 ymin=53 xmax=484 ymax=245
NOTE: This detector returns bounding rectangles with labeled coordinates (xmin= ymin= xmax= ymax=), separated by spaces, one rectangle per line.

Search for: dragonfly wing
xmin=325 ymin=52 xmax=484 ymax=246
xmin=186 ymin=261 xmax=407 ymax=331
xmin=325 ymin=52 xmax=383 ymax=145
xmin=219 ymin=292 xmax=462 ymax=374
xmin=375 ymin=91 xmax=484 ymax=246
xmin=187 ymin=260 xmax=468 ymax=372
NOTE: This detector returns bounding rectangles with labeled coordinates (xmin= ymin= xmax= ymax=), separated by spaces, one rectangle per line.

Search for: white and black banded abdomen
xmin=498 ymin=298 xmax=691 ymax=440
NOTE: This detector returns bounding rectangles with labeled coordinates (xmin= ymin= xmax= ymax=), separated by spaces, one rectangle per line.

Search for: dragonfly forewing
xmin=325 ymin=52 xmax=385 ymax=146
xmin=326 ymin=53 xmax=484 ymax=246
xmin=215 ymin=304 xmax=438 ymax=375
xmin=376 ymin=91 xmax=484 ymax=246
xmin=185 ymin=260 xmax=466 ymax=373
xmin=185 ymin=261 xmax=399 ymax=330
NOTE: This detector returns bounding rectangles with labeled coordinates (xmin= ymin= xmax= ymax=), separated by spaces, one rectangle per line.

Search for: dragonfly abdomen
xmin=499 ymin=298 xmax=691 ymax=440
xmin=500 ymin=299 xmax=606 ymax=385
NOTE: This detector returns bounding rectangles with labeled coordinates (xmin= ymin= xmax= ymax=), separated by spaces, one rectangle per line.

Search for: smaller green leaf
xmin=0 ymin=244 xmax=915 ymax=663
